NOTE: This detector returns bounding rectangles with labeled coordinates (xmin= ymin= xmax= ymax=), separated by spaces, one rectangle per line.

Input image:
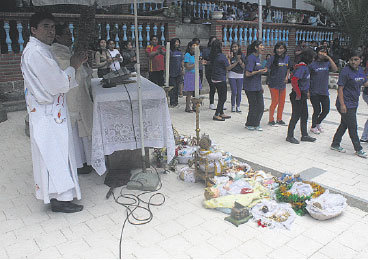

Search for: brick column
xmin=210 ymin=22 xmax=231 ymax=53
xmin=210 ymin=21 xmax=223 ymax=41
xmin=167 ymin=22 xmax=176 ymax=40
xmin=288 ymin=27 xmax=297 ymax=61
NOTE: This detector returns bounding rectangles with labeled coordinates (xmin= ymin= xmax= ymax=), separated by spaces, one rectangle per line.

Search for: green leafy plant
xmin=306 ymin=0 xmax=368 ymax=47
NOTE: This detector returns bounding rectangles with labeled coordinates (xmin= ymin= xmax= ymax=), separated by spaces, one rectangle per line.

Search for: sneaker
xmin=355 ymin=150 xmax=367 ymax=158
xmin=268 ymin=121 xmax=277 ymax=127
xmin=301 ymin=135 xmax=316 ymax=142
xmin=360 ymin=139 xmax=368 ymax=143
xmin=316 ymin=124 xmax=324 ymax=133
xmin=286 ymin=136 xmax=299 ymax=144
xmin=231 ymin=106 xmax=236 ymax=112
xmin=276 ymin=120 xmax=286 ymax=126
xmin=310 ymin=127 xmax=320 ymax=134
xmin=236 ymin=107 xmax=242 ymax=113
xmin=330 ymin=145 xmax=346 ymax=153
xmin=255 ymin=126 xmax=263 ymax=131
xmin=246 ymin=126 xmax=255 ymax=131
xmin=209 ymin=104 xmax=216 ymax=110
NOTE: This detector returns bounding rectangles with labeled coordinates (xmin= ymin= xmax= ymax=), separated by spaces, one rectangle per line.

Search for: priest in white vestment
xmin=21 ymin=12 xmax=87 ymax=213
xmin=51 ymin=23 xmax=94 ymax=174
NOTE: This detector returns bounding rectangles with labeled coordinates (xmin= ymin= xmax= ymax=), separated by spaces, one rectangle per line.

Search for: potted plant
xmin=212 ymin=6 xmax=224 ymax=20
xmin=287 ymin=13 xmax=299 ymax=24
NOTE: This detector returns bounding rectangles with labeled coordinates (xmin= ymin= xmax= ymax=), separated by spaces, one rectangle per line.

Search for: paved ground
xmin=170 ymin=84 xmax=368 ymax=205
xmin=0 ymin=84 xmax=368 ymax=258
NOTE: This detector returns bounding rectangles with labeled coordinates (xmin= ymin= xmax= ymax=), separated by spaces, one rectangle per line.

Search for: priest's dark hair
xmin=55 ymin=23 xmax=68 ymax=37
xmin=30 ymin=12 xmax=56 ymax=34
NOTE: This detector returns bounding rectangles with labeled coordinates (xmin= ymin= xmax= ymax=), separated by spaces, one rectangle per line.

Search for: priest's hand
xmin=70 ymin=51 xmax=88 ymax=70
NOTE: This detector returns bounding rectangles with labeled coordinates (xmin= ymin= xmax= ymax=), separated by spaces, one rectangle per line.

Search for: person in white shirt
xmin=21 ymin=12 xmax=87 ymax=213
xmin=51 ymin=23 xmax=94 ymax=175
xmin=106 ymin=39 xmax=123 ymax=71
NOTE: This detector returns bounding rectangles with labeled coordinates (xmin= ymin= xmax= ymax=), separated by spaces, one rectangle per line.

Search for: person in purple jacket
xmin=244 ymin=40 xmax=267 ymax=131
xmin=331 ymin=50 xmax=368 ymax=158
xmin=286 ymin=49 xmax=316 ymax=144
xmin=210 ymin=39 xmax=232 ymax=121
xmin=308 ymin=46 xmax=338 ymax=134
xmin=266 ymin=42 xmax=292 ymax=127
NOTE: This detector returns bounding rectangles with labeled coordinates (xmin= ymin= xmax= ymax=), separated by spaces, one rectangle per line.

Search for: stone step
xmin=3 ymin=100 xmax=26 ymax=112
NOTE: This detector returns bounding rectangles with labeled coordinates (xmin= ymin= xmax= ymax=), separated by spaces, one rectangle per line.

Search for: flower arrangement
xmin=275 ymin=181 xmax=325 ymax=216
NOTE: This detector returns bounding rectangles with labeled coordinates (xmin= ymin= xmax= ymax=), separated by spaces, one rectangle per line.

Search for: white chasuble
xmin=21 ymin=36 xmax=81 ymax=203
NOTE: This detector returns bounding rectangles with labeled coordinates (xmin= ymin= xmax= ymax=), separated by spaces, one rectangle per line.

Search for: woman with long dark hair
xmin=202 ymin=36 xmax=218 ymax=110
xmin=168 ymin=38 xmax=183 ymax=107
xmin=183 ymin=41 xmax=202 ymax=112
xmin=286 ymin=49 xmax=316 ymax=144
xmin=244 ymin=40 xmax=267 ymax=130
xmin=266 ymin=42 xmax=292 ymax=126
xmin=228 ymin=42 xmax=246 ymax=112
xmin=95 ymin=39 xmax=112 ymax=78
xmin=308 ymin=46 xmax=338 ymax=134
xmin=331 ymin=50 xmax=368 ymax=158
xmin=210 ymin=39 xmax=231 ymax=121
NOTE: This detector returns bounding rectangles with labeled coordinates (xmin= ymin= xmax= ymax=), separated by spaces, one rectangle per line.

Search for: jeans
xmin=332 ymin=107 xmax=362 ymax=151
xmin=361 ymin=93 xmax=368 ymax=140
xmin=269 ymin=87 xmax=286 ymax=122
xmin=149 ymin=71 xmax=164 ymax=86
xmin=229 ymin=78 xmax=243 ymax=107
xmin=245 ymin=90 xmax=264 ymax=127
xmin=310 ymin=94 xmax=330 ymax=128
xmin=205 ymin=67 xmax=216 ymax=105
xmin=168 ymin=75 xmax=182 ymax=106
xmin=214 ymin=81 xmax=227 ymax=116
xmin=287 ymin=91 xmax=308 ymax=137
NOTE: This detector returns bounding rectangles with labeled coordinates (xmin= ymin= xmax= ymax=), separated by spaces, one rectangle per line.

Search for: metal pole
xmin=134 ymin=0 xmax=146 ymax=172
xmin=258 ymin=0 xmax=263 ymax=41
xmin=258 ymin=0 xmax=262 ymax=59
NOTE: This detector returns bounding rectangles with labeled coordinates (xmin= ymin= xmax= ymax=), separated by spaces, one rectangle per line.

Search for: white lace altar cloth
xmin=91 ymin=77 xmax=175 ymax=175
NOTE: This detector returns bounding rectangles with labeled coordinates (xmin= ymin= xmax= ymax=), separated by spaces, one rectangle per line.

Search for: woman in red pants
xmin=266 ymin=42 xmax=292 ymax=126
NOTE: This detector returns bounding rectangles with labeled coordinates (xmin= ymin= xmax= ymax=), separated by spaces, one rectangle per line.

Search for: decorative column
xmin=138 ymin=24 xmax=143 ymax=47
xmin=17 ymin=22 xmax=24 ymax=52
xmin=114 ymin=24 xmax=120 ymax=48
xmin=146 ymin=24 xmax=150 ymax=45
xmin=4 ymin=22 xmax=12 ymax=53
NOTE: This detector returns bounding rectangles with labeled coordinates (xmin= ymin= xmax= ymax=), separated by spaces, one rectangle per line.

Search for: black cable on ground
xmin=109 ymin=162 xmax=166 ymax=259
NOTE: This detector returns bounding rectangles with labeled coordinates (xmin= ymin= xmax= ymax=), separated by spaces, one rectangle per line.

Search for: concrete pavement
xmin=0 ymin=83 xmax=368 ymax=258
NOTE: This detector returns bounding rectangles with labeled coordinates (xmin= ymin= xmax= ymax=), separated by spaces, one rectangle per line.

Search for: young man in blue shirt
xmin=331 ymin=50 xmax=368 ymax=158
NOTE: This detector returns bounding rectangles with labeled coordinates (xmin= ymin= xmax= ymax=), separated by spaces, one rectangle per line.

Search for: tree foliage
xmin=306 ymin=0 xmax=368 ymax=47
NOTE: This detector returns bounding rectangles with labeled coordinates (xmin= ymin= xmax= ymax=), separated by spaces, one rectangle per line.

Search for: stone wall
xmin=0 ymin=53 xmax=25 ymax=112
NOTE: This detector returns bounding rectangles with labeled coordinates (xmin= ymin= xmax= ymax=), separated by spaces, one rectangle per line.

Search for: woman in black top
xmin=210 ymin=40 xmax=232 ymax=121
xmin=202 ymin=36 xmax=218 ymax=110
xmin=121 ymin=40 xmax=136 ymax=72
